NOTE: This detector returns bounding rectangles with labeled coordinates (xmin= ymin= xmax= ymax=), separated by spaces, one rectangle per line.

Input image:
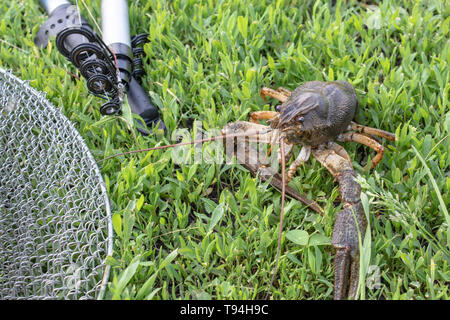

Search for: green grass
xmin=1 ymin=0 xmax=449 ymax=300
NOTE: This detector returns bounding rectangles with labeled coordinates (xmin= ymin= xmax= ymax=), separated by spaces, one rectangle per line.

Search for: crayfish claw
xmin=334 ymin=246 xmax=351 ymax=300
xmin=333 ymin=247 xmax=360 ymax=300
xmin=331 ymin=202 xmax=367 ymax=300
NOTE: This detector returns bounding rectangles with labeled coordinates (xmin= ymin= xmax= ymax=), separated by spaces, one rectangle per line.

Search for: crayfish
xmin=222 ymin=81 xmax=395 ymax=299
xmin=104 ymin=80 xmax=395 ymax=300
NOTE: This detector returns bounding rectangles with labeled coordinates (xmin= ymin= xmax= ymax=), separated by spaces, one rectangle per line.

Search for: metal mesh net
xmin=0 ymin=68 xmax=113 ymax=300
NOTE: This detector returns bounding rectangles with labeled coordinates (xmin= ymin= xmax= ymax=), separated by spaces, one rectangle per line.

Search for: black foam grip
xmin=127 ymin=77 xmax=163 ymax=128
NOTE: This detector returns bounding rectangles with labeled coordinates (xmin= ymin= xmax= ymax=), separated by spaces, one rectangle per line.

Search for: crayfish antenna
xmin=100 ymin=129 xmax=273 ymax=162
xmin=265 ymin=138 xmax=287 ymax=300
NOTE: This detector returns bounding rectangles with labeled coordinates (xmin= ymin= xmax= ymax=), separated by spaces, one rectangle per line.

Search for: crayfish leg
xmin=338 ymin=132 xmax=385 ymax=170
xmin=349 ymin=121 xmax=396 ymax=142
xmin=276 ymin=87 xmax=292 ymax=97
xmin=250 ymin=111 xmax=279 ymax=123
xmin=286 ymin=146 xmax=311 ymax=184
xmin=260 ymin=87 xmax=290 ymax=103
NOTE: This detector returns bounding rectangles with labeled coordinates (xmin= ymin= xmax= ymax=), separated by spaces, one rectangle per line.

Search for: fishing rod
xmin=34 ymin=0 xmax=165 ymax=135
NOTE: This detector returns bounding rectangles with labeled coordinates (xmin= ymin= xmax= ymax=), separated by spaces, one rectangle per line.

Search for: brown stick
xmin=234 ymin=142 xmax=323 ymax=215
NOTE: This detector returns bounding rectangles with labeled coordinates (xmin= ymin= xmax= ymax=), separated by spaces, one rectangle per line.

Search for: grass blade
xmin=412 ymin=146 xmax=449 ymax=246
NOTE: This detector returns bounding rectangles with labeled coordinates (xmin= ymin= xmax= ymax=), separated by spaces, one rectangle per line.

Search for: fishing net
xmin=0 ymin=68 xmax=113 ymax=299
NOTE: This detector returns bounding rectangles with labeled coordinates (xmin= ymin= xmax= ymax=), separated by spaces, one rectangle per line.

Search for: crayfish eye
xmin=276 ymin=105 xmax=282 ymax=112
xmin=297 ymin=116 xmax=305 ymax=123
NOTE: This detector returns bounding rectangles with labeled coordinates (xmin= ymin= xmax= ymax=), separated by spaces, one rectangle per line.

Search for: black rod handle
xmin=128 ymin=76 xmax=165 ymax=133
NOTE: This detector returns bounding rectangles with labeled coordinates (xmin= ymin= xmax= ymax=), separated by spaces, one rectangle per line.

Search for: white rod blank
xmin=39 ymin=0 xmax=70 ymax=14
xmin=101 ymin=0 xmax=131 ymax=47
